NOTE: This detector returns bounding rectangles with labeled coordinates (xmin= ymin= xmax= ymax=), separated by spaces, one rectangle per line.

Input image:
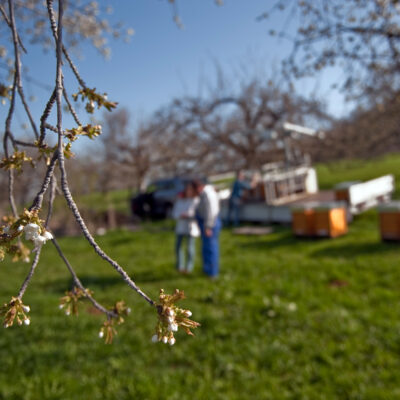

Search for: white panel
xmin=348 ymin=175 xmax=394 ymax=205
xmin=305 ymin=168 xmax=318 ymax=193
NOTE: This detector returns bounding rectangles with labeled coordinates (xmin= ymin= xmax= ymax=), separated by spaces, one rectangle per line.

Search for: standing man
xmin=227 ymin=170 xmax=255 ymax=227
xmin=191 ymin=180 xmax=221 ymax=278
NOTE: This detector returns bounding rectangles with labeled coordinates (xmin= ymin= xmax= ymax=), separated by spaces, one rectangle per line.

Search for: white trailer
xmin=334 ymin=175 xmax=394 ymax=214
xmin=219 ymin=173 xmax=394 ymax=224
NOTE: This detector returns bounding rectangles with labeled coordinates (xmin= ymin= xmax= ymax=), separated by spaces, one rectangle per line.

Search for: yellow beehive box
xmin=314 ymin=203 xmax=348 ymax=238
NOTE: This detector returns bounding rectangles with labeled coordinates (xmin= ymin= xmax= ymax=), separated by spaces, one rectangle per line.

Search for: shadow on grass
xmin=238 ymin=231 xmax=322 ymax=251
xmin=44 ymin=268 xmax=181 ymax=294
xmin=129 ymin=269 xmax=180 ymax=283
xmin=311 ymin=241 xmax=400 ymax=258
xmin=80 ymin=267 xmax=180 ymax=285
xmin=44 ymin=275 xmax=126 ymax=294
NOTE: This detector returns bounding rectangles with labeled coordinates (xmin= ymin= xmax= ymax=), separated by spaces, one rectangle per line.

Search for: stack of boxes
xmin=291 ymin=202 xmax=348 ymax=238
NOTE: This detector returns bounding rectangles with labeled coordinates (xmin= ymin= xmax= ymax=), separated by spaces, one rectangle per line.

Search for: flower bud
xmin=183 ymin=310 xmax=192 ymax=317
xmin=165 ymin=308 xmax=174 ymax=316
xmin=151 ymin=334 xmax=159 ymax=343
xmin=162 ymin=336 xmax=168 ymax=344
xmin=43 ymin=231 xmax=53 ymax=241
xmin=168 ymin=337 xmax=176 ymax=346
xmin=24 ymin=318 xmax=30 ymax=326
xmin=168 ymin=323 xmax=178 ymax=332
xmin=99 ymin=330 xmax=104 ymax=338
xmin=22 ymin=305 xmax=30 ymax=313
xmin=25 ymin=226 xmax=40 ymax=241
xmin=24 ymin=223 xmax=40 ymax=234
xmin=34 ymin=235 xmax=47 ymax=246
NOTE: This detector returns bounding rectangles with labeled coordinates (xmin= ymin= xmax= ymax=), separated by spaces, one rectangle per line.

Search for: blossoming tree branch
xmin=0 ymin=0 xmax=199 ymax=345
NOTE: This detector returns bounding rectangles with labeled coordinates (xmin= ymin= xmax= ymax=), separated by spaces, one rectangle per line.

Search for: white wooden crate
xmin=347 ymin=175 xmax=394 ymax=214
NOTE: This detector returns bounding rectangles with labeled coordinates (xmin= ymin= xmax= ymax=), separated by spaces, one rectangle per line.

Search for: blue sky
xmin=3 ymin=0 xmax=348 ymax=140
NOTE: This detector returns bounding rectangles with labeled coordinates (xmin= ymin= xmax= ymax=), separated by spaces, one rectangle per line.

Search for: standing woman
xmin=172 ymin=183 xmax=200 ymax=274
xmin=191 ymin=180 xmax=221 ymax=278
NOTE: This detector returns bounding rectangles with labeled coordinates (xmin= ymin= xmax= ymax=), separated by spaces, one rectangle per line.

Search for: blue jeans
xmin=197 ymin=217 xmax=221 ymax=277
xmin=227 ymin=197 xmax=241 ymax=227
xmin=175 ymin=234 xmax=196 ymax=272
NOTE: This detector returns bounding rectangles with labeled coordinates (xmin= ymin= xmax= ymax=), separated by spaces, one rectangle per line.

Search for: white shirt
xmin=172 ymin=197 xmax=200 ymax=237
xmin=198 ymin=184 xmax=220 ymax=229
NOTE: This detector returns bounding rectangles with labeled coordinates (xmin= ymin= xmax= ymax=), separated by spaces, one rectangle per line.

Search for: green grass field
xmin=1 ymin=155 xmax=400 ymax=399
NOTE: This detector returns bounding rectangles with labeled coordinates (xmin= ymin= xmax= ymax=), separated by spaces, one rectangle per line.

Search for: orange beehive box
xmin=291 ymin=203 xmax=316 ymax=237
xmin=314 ymin=203 xmax=348 ymax=238
xmin=378 ymin=202 xmax=400 ymax=241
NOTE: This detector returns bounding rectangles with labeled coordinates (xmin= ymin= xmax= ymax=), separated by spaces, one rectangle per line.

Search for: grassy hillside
xmin=316 ymin=153 xmax=400 ymax=197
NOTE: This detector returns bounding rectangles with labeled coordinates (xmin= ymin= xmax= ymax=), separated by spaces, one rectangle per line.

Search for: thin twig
xmin=44 ymin=122 xmax=58 ymax=133
xmin=7 ymin=170 xmax=18 ymax=217
xmin=29 ymin=151 xmax=59 ymax=212
xmin=63 ymin=86 xmax=82 ymax=126
xmin=62 ymin=46 xmax=87 ymax=88
xmin=0 ymin=3 xmax=26 ymax=53
xmin=17 ymin=87 xmax=39 ymax=140
xmin=8 ymin=0 xmax=39 ymax=139
xmin=51 ymin=238 xmax=117 ymax=318
xmin=17 ymin=247 xmax=41 ymax=299
xmin=4 ymin=73 xmax=18 ymax=217
xmin=4 ymin=75 xmax=18 ymax=155
xmin=14 ymin=140 xmax=37 ymax=148
xmin=39 ymin=89 xmax=57 ymax=146
xmin=45 ymin=175 xmax=56 ymax=228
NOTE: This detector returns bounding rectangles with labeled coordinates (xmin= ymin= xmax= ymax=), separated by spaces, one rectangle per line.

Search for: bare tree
xmin=143 ymin=78 xmax=330 ymax=175
xmin=260 ymin=0 xmax=400 ymax=102
xmin=313 ymin=92 xmax=400 ymax=161
xmin=119 ymin=123 xmax=154 ymax=192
